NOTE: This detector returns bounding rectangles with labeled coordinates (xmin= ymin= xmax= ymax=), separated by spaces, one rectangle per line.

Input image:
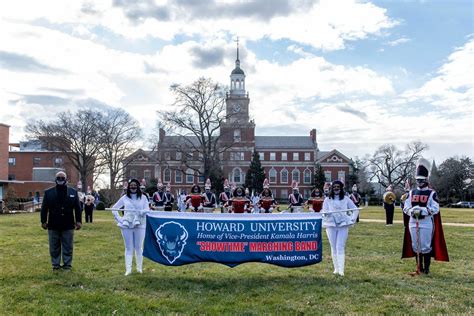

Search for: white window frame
xmin=293 ymin=153 xmax=299 ymax=161
xmin=292 ymin=169 xmax=300 ymax=183
xmin=269 ymin=168 xmax=277 ymax=183
xmin=338 ymin=171 xmax=346 ymax=183
xmin=280 ymin=169 xmax=288 ymax=184
xmin=324 ymin=171 xmax=332 ymax=182
xmin=304 ymin=169 xmax=311 ymax=184
xmin=281 ymin=152 xmax=287 ymax=161
xmin=175 ymin=170 xmax=182 ymax=183
xmin=164 ymin=152 xmax=171 ymax=160
xmin=233 ymin=129 xmax=241 ymax=142
xmin=144 ymin=169 xmax=152 ymax=181
xmin=163 ymin=169 xmax=171 ymax=182
xmin=176 ymin=152 xmax=182 ymax=160
xmin=270 ymin=152 xmax=276 ymax=161
xmin=281 ymin=189 xmax=288 ymax=199
xmin=304 ymin=152 xmax=311 ymax=161
xmin=233 ymin=168 xmax=242 ymax=184
xmin=130 ymin=169 xmax=137 ymax=178
xmin=259 ymin=152 xmax=264 ymax=161
xmin=186 ymin=169 xmax=194 ymax=184
xmin=8 ymin=157 xmax=16 ymax=166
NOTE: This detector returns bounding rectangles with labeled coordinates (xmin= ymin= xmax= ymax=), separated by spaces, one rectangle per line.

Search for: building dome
xmin=231 ymin=67 xmax=245 ymax=75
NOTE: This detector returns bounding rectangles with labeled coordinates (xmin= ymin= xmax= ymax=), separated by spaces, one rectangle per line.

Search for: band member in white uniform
xmin=219 ymin=179 xmax=232 ymax=213
xmin=111 ymin=178 xmax=150 ymax=275
xmin=288 ymin=181 xmax=304 ymax=213
xmin=402 ymin=158 xmax=449 ymax=274
xmin=202 ymin=179 xmax=217 ymax=212
xmin=322 ymin=180 xmax=359 ymax=276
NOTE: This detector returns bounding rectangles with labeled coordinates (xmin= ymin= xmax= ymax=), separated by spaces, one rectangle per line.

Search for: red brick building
xmin=0 ymin=124 xmax=90 ymax=199
xmin=124 ymin=46 xmax=352 ymax=200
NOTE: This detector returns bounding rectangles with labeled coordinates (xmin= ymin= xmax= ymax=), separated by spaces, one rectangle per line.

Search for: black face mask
xmin=417 ymin=180 xmax=428 ymax=188
xmin=55 ymin=177 xmax=66 ymax=186
xmin=130 ymin=188 xmax=137 ymax=193
xmin=333 ymin=189 xmax=341 ymax=195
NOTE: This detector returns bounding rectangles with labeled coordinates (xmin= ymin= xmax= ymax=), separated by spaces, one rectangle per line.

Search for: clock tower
xmin=226 ymin=40 xmax=250 ymax=123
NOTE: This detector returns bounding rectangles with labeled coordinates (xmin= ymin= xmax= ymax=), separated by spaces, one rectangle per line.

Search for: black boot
xmin=416 ymin=255 xmax=424 ymax=273
xmin=423 ymin=254 xmax=431 ymax=274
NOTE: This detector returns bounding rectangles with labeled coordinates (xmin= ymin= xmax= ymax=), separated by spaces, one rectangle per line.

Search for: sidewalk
xmin=359 ymin=219 xmax=474 ymax=227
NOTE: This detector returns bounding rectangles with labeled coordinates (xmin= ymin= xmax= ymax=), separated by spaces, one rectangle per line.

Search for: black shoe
xmin=62 ymin=265 xmax=72 ymax=271
xmin=423 ymin=254 xmax=431 ymax=274
xmin=52 ymin=266 xmax=61 ymax=271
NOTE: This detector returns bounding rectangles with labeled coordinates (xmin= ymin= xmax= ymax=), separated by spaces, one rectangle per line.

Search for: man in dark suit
xmin=41 ymin=171 xmax=82 ymax=271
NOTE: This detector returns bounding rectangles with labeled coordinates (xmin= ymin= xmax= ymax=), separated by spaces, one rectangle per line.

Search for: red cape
xmin=401 ymin=212 xmax=449 ymax=261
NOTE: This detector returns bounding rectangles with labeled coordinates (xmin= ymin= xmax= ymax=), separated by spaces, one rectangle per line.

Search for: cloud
xmin=11 ymin=94 xmax=71 ymax=106
xmin=0 ymin=51 xmax=67 ymax=74
xmin=335 ymin=104 xmax=368 ymax=120
xmin=190 ymin=45 xmax=225 ymax=68
xmin=385 ymin=37 xmax=411 ymax=46
xmin=112 ymin=0 xmax=171 ymax=22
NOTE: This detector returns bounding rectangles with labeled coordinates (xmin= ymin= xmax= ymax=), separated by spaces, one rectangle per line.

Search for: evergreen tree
xmin=245 ymin=151 xmax=266 ymax=194
xmin=430 ymin=160 xmax=440 ymax=191
xmin=312 ymin=164 xmax=326 ymax=191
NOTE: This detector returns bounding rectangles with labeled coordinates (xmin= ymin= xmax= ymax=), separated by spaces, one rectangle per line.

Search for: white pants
xmin=409 ymin=217 xmax=434 ymax=254
xmin=326 ymin=226 xmax=349 ymax=274
xmin=326 ymin=226 xmax=349 ymax=257
xmin=120 ymin=227 xmax=145 ymax=257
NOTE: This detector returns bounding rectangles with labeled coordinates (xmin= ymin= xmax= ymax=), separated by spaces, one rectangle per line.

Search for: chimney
xmin=310 ymin=129 xmax=317 ymax=143
xmin=159 ymin=128 xmax=166 ymax=144
xmin=0 ymin=123 xmax=10 ymax=180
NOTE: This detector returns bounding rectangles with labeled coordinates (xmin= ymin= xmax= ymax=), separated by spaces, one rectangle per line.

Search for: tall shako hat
xmin=140 ymin=178 xmax=146 ymax=189
xmin=263 ymin=178 xmax=270 ymax=189
xmin=166 ymin=183 xmax=171 ymax=192
xmin=415 ymin=158 xmax=431 ymax=180
xmin=157 ymin=179 xmax=164 ymax=188
xmin=224 ymin=179 xmax=230 ymax=189
xmin=205 ymin=178 xmax=212 ymax=190
xmin=292 ymin=180 xmax=299 ymax=191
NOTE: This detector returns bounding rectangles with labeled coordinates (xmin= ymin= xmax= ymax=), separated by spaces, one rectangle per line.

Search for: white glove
xmin=112 ymin=211 xmax=123 ymax=224
xmin=410 ymin=206 xmax=421 ymax=218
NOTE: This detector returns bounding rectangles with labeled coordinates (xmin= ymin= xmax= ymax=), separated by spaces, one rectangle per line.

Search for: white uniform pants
xmin=120 ymin=227 xmax=145 ymax=258
xmin=409 ymin=217 xmax=434 ymax=254
xmin=326 ymin=226 xmax=349 ymax=258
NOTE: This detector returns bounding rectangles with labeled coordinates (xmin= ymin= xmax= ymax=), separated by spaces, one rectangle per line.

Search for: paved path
xmin=360 ymin=219 xmax=474 ymax=227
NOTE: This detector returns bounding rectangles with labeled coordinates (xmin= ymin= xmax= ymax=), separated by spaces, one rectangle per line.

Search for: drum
xmin=203 ymin=207 xmax=214 ymax=213
xmin=261 ymin=199 xmax=273 ymax=211
xmin=233 ymin=200 xmax=247 ymax=213
xmin=292 ymin=206 xmax=303 ymax=213
xmin=310 ymin=199 xmax=323 ymax=212
xmin=190 ymin=195 xmax=202 ymax=208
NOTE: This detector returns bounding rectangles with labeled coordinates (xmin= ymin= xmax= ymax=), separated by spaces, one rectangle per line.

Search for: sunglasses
xmin=56 ymin=177 xmax=66 ymax=181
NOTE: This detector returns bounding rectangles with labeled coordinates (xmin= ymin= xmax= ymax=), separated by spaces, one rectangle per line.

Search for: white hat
xmin=263 ymin=178 xmax=269 ymax=189
xmin=166 ymin=183 xmax=171 ymax=192
xmin=205 ymin=178 xmax=211 ymax=190
xmin=292 ymin=180 xmax=299 ymax=191
xmin=415 ymin=158 xmax=430 ymax=180
xmin=157 ymin=179 xmax=164 ymax=188
xmin=224 ymin=179 xmax=229 ymax=189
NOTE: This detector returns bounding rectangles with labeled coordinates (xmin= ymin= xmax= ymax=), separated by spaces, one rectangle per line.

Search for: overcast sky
xmin=0 ymin=0 xmax=472 ymax=163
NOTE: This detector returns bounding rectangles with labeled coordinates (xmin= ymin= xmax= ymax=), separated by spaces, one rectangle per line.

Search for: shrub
xmin=96 ymin=201 xmax=106 ymax=210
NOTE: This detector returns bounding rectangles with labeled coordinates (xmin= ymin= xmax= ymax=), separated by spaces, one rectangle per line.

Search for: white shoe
xmin=331 ymin=254 xmax=338 ymax=275
xmin=124 ymin=255 xmax=133 ymax=276
xmin=337 ymin=254 xmax=345 ymax=276
xmin=136 ymin=254 xmax=143 ymax=273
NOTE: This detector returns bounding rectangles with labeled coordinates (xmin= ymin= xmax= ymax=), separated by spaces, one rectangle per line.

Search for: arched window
xmin=233 ymin=168 xmax=242 ymax=184
xmin=280 ymin=169 xmax=288 ymax=184
xmin=163 ymin=169 xmax=171 ymax=182
xmin=304 ymin=169 xmax=311 ymax=184
xmin=269 ymin=168 xmax=277 ymax=183
xmin=175 ymin=170 xmax=183 ymax=183
xmin=292 ymin=169 xmax=300 ymax=183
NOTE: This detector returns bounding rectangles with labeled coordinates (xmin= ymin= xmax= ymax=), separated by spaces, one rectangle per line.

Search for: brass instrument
xmin=383 ymin=191 xmax=396 ymax=204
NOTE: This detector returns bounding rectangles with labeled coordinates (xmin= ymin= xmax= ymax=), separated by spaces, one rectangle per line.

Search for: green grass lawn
xmin=0 ymin=209 xmax=473 ymax=314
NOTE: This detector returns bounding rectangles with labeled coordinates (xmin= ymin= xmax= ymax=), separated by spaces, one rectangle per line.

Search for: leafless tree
xmin=97 ymin=108 xmax=142 ymax=201
xmin=26 ymin=110 xmax=103 ymax=192
xmin=157 ymin=77 xmax=237 ymax=180
xmin=366 ymin=141 xmax=428 ymax=191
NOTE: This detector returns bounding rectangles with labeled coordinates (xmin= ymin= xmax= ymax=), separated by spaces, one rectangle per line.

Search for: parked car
xmin=449 ymin=201 xmax=474 ymax=208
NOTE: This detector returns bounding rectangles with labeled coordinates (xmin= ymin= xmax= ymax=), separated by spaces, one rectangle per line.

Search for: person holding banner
xmin=219 ymin=179 xmax=232 ymax=213
xmin=202 ymin=179 xmax=217 ymax=213
xmin=322 ymin=180 xmax=359 ymax=276
xmin=288 ymin=181 xmax=304 ymax=213
xmin=111 ymin=178 xmax=150 ymax=275
xmin=402 ymin=158 xmax=449 ymax=275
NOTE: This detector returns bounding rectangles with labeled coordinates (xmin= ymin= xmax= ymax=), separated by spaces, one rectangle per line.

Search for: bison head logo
xmin=155 ymin=221 xmax=188 ymax=264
